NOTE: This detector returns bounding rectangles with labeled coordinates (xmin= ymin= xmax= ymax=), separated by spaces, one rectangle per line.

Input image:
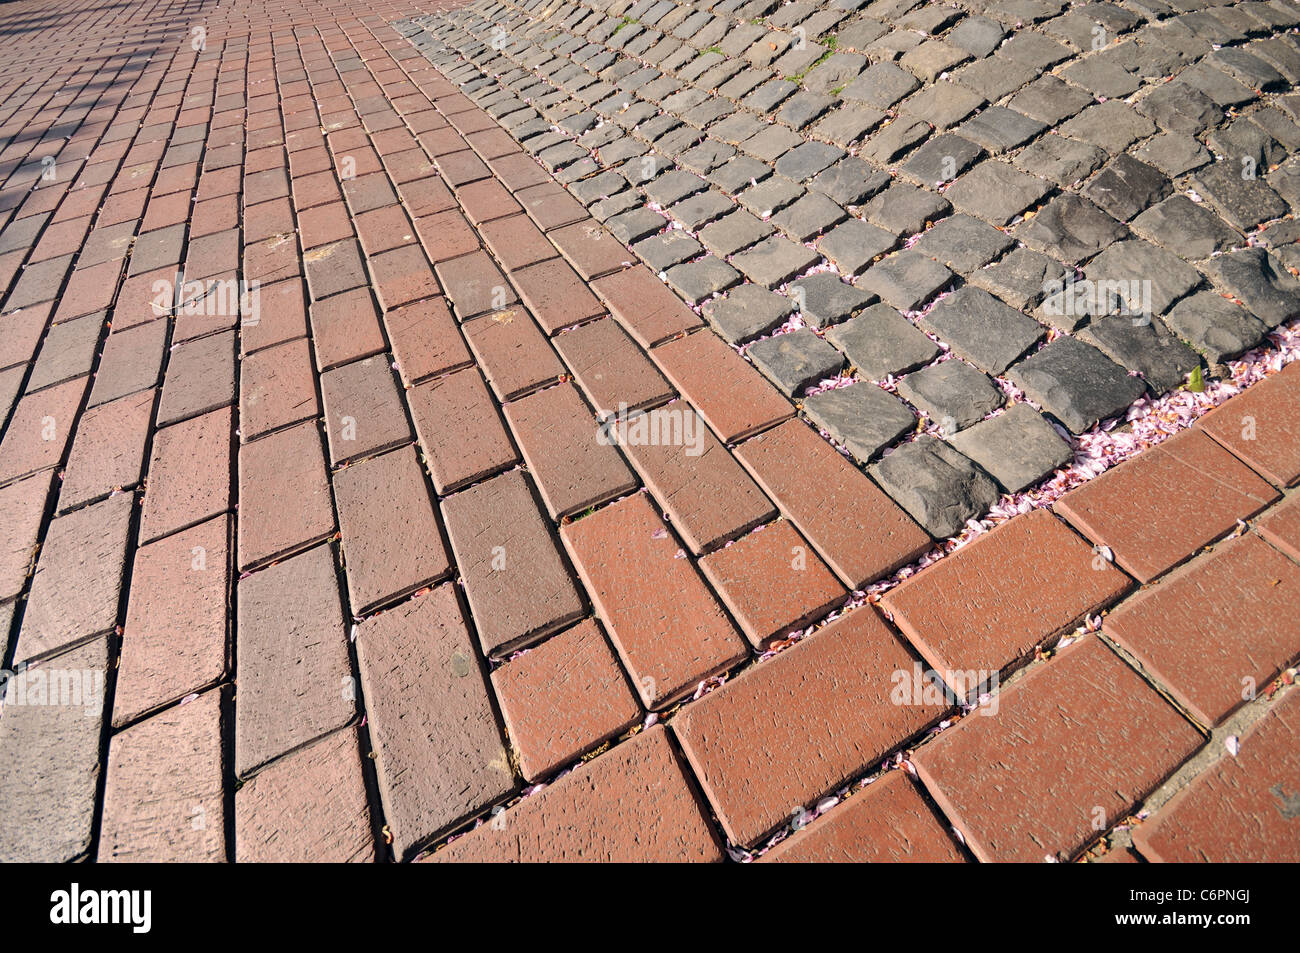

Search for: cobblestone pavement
xmin=0 ymin=0 xmax=1298 ymax=863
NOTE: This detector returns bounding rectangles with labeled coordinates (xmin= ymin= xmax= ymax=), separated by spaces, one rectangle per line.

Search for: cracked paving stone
xmin=859 ymin=118 xmax=931 ymax=165
xmin=956 ymin=106 xmax=1048 ymax=154
xmin=1163 ymin=291 xmax=1269 ymax=363
xmin=1129 ymin=195 xmax=1243 ymax=260
xmin=606 ymin=207 xmax=668 ymax=244
xmin=738 ymin=177 xmax=804 ymax=218
xmin=731 ymin=236 xmax=821 ymax=288
xmin=1059 ymin=101 xmax=1157 ymax=154
xmin=1008 ymin=336 xmax=1148 ymax=434
xmin=1078 ymin=313 xmax=1202 ymax=393
xmin=898 ymin=360 xmax=1004 ymax=431
xmin=947 ymin=403 xmax=1074 ymax=494
xmin=1012 ymin=135 xmax=1108 ymax=187
xmin=704 ymin=283 xmax=795 ymax=344
xmin=1081 ymin=155 xmax=1172 ymax=223
xmin=775 ymin=141 xmax=847 ymax=182
xmin=802 ymin=381 xmax=916 ymax=462
xmin=863 ymin=184 xmax=951 ymax=237
xmin=1192 ymin=161 xmax=1290 ymax=231
xmin=825 ymin=302 xmax=941 ymax=381
xmin=920 ymin=286 xmax=1046 ymax=376
xmin=899 ymin=134 xmax=985 ymax=187
xmin=770 ymin=192 xmax=848 ymax=242
xmin=1008 ymin=76 xmax=1095 ymax=126
xmin=817 ymin=218 xmax=896 ymax=275
xmin=698 ymin=209 xmax=774 ymax=257
xmin=788 ymin=273 xmax=877 ymax=329
xmin=809 ymin=157 xmax=891 ymax=206
xmin=1136 ymin=81 xmax=1224 ymax=137
xmin=664 ymin=256 xmax=742 ymax=304
xmin=857 ymin=250 xmax=954 ymax=313
xmin=912 ymin=214 xmax=1013 ymax=273
xmin=970 ymin=247 xmax=1068 ymax=311
xmin=632 ymin=231 xmax=703 ymax=272
xmin=945 ymin=161 xmax=1052 ymax=226
xmin=1014 ymin=193 xmax=1127 ymax=264
xmin=870 ymin=435 xmax=999 ymax=540
xmin=746 ymin=329 xmax=845 ymax=396
xmin=1086 ymin=239 xmax=1202 ymax=317
xmin=1199 ymin=247 xmax=1300 ymax=328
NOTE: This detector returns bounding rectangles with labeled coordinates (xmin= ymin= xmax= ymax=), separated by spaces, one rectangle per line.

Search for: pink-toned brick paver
xmin=2 ymin=0 xmax=1298 ymax=866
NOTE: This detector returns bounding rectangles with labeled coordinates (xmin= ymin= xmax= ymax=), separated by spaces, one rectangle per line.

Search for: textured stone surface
xmin=882 ymin=510 xmax=1131 ymax=692
xmin=432 ymin=726 xmax=722 ymax=863
xmin=803 ymin=382 xmax=915 ymax=462
xmin=561 ymin=493 xmax=747 ymax=710
xmin=763 ymin=770 xmax=966 ymax=863
xmin=869 ymin=435 xmax=999 ymax=540
xmin=1008 ymin=337 xmax=1148 ymax=434
xmin=1132 ymin=690 xmax=1300 ymax=863
xmin=673 ymin=606 xmax=939 ymax=848
xmin=920 ymin=287 xmax=1044 ymax=375
xmin=948 ymin=404 xmax=1074 ymax=493
xmin=915 ymin=638 xmax=1202 ymax=862
xmin=355 ymin=585 xmax=514 ymax=858
xmin=491 ymin=618 xmax=641 ymax=781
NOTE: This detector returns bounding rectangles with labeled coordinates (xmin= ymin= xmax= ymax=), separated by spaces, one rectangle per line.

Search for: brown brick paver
xmin=914 ymin=638 xmax=1203 ymax=862
xmin=674 ymin=605 xmax=941 ymax=848
xmin=1132 ymin=689 xmax=1300 ymax=863
xmin=3 ymin=0 xmax=1298 ymax=866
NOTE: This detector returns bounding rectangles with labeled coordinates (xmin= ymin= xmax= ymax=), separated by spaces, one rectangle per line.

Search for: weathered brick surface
xmin=914 ymin=638 xmax=1203 ymax=862
xmin=502 ymin=382 xmax=638 ymax=519
xmin=355 ymin=585 xmax=514 ymax=858
xmin=592 ymin=266 xmax=703 ymax=348
xmin=140 ymin=406 xmax=232 ymax=545
xmin=407 ymin=367 xmax=519 ymax=494
xmin=235 ymin=545 xmax=354 ymax=778
xmin=0 ymin=471 xmax=52 ymax=602
xmin=431 ymin=726 xmax=722 ymax=862
xmin=440 ymin=469 xmax=584 ymax=656
xmin=882 ymin=509 xmax=1131 ymax=694
xmin=0 ymin=637 xmax=109 ymax=862
xmin=116 ymin=513 xmax=229 ymax=726
xmin=463 ymin=308 xmax=565 ymax=401
xmin=622 ymin=407 xmax=776 ymax=554
xmin=1104 ymin=534 xmax=1300 ymax=726
xmin=239 ymin=337 xmax=320 ymax=441
xmin=735 ymin=419 xmax=930 ymax=588
xmin=321 ymin=355 xmax=412 ymax=466
xmin=1257 ymin=493 xmax=1300 ymax=562
xmin=1198 ymin=363 xmax=1300 ymax=488
xmin=700 ymin=521 xmax=847 ymax=649
xmin=385 ymin=296 xmax=472 ymax=386
xmin=553 ymin=317 xmax=675 ymax=417
xmin=237 ymin=420 xmax=334 ymax=570
xmin=236 ymin=729 xmax=374 ymax=863
xmin=99 ymin=690 xmax=225 ymax=862
xmin=1132 ymin=689 xmax=1300 ymax=863
xmin=0 ymin=374 xmax=86 ymax=485
xmin=16 ymin=492 xmax=132 ymax=663
xmin=562 ymin=493 xmax=747 ymax=709
xmin=651 ymin=330 xmax=794 ymax=443
xmin=762 ymin=770 xmax=966 ymax=863
xmin=58 ymin=389 xmax=154 ymax=513
xmin=673 ymin=606 xmax=939 ymax=847
xmin=491 ymin=619 xmax=641 ymax=782
xmin=1055 ymin=429 xmax=1279 ymax=583
xmin=333 ymin=446 xmax=451 ymax=612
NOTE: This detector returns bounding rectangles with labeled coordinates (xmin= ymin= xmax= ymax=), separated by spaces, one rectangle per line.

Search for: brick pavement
xmin=0 ymin=0 xmax=1298 ymax=863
